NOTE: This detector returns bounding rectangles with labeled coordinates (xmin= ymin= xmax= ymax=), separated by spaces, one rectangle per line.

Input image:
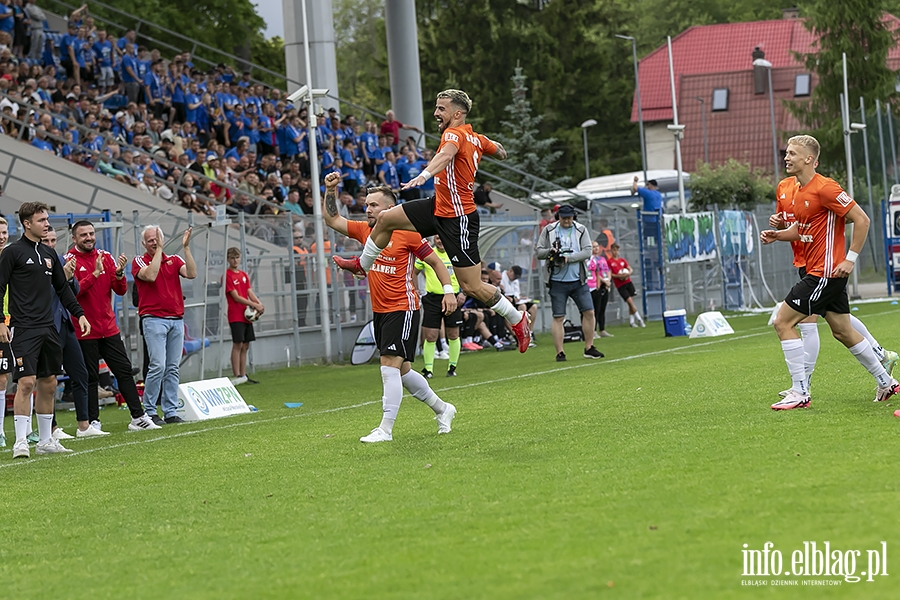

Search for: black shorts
xmin=402 ymin=197 xmax=481 ymax=268
xmin=421 ymin=293 xmax=463 ymax=329
xmin=784 ymin=275 xmax=850 ymax=316
xmin=0 ymin=341 xmax=12 ymax=374
xmin=373 ymin=310 xmax=419 ymax=361
xmin=9 ymin=326 xmax=63 ymax=381
xmin=230 ymin=321 xmax=256 ymax=344
xmin=616 ymin=282 xmax=637 ymax=300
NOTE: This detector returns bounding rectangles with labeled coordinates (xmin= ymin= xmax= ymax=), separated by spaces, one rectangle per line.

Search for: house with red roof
xmin=630 ymin=9 xmax=900 ymax=175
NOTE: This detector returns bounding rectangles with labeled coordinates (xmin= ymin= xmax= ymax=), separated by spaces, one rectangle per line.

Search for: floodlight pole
xmin=301 ymin=0 xmax=332 ymax=362
xmin=617 ymin=34 xmax=648 ymax=185
xmin=668 ymin=35 xmax=691 ymax=313
xmin=859 ymin=97 xmax=878 ymax=271
xmin=841 ymin=53 xmax=859 ymax=298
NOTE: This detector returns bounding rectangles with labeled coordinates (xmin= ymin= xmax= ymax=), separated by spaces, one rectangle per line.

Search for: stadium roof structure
xmin=630 ymin=15 xmax=900 ymax=123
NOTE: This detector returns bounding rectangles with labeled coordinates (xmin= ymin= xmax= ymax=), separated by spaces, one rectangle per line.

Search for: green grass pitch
xmin=2 ymin=302 xmax=900 ymax=599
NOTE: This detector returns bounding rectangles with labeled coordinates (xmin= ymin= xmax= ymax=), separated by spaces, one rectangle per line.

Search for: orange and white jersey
xmin=776 ymin=177 xmax=805 ymax=268
xmin=791 ymin=174 xmax=856 ymax=278
xmin=434 ymin=124 xmax=498 ymax=218
xmin=346 ymin=221 xmax=433 ymax=313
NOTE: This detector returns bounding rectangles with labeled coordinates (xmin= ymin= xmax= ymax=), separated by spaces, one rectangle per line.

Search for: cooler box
xmin=663 ymin=309 xmax=687 ymax=337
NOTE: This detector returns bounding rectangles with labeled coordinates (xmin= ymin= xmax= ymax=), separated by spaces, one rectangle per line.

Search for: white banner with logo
xmin=176 ymin=378 xmax=251 ymax=421
xmin=663 ymin=212 xmax=718 ymax=264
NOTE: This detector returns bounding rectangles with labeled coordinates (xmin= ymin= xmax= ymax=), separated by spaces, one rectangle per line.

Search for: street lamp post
xmin=694 ymin=96 xmax=708 ymax=163
xmin=581 ymin=118 xmax=597 ymax=180
xmin=752 ymin=58 xmax=780 ymax=181
xmin=616 ymin=34 xmax=647 ymax=184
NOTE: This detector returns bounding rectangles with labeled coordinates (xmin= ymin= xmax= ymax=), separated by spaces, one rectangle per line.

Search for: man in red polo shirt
xmin=67 ymin=220 xmax=161 ymax=431
xmin=132 ymin=226 xmax=197 ymax=425
xmin=380 ymin=109 xmax=420 ymax=152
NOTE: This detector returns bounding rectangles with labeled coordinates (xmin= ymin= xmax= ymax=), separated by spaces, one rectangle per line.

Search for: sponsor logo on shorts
xmin=386 ymin=344 xmax=396 ymax=351
xmin=792 ymin=299 xmax=801 ymax=306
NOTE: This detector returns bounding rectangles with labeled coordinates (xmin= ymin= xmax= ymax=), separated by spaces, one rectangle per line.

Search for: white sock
xmin=401 ymin=370 xmax=447 ymax=414
xmin=490 ymin=294 xmax=522 ymax=325
xmin=36 ymin=413 xmax=53 ymax=444
xmin=13 ymin=415 xmax=29 ymax=442
xmin=798 ymin=322 xmax=819 ymax=391
xmin=629 ymin=313 xmax=636 ymax=325
xmin=781 ymin=339 xmax=808 ymax=395
xmin=360 ymin=237 xmax=384 ymax=272
xmin=849 ymin=316 xmax=885 ymax=361
xmin=848 ymin=340 xmax=891 ymax=387
xmin=27 ymin=393 xmax=34 ymax=434
xmin=379 ymin=366 xmax=403 ymax=434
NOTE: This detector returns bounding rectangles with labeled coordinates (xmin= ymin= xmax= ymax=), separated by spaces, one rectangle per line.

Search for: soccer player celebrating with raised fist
xmin=333 ymin=89 xmax=533 ymax=353
xmin=323 ymin=171 xmax=458 ymax=443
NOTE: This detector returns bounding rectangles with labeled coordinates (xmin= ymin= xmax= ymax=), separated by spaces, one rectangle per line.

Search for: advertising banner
xmin=663 ymin=212 xmax=718 ymax=264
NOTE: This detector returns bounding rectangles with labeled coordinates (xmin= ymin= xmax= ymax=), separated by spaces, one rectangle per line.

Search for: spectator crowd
xmin=0 ymin=3 xmax=436 ymax=234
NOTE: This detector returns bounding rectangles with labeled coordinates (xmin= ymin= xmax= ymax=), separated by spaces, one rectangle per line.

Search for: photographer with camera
xmin=535 ymin=205 xmax=604 ymax=362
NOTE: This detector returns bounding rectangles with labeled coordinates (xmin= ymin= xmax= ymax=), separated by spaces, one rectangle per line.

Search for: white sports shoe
xmin=360 ymin=427 xmax=392 ymax=443
xmin=52 ymin=428 xmax=74 ymax=440
xmin=435 ymin=350 xmax=450 ymax=361
xmin=231 ymin=375 xmax=248 ymax=386
xmin=35 ymin=438 xmax=73 ymax=454
xmin=436 ymin=403 xmax=457 ymax=434
xmin=90 ymin=420 xmax=105 ymax=432
xmin=128 ymin=414 xmax=163 ymax=431
xmin=771 ymin=390 xmax=811 ymax=410
xmin=12 ymin=438 xmax=29 ymax=459
xmin=875 ymin=378 xmax=900 ymax=402
xmin=77 ymin=424 xmax=110 ymax=438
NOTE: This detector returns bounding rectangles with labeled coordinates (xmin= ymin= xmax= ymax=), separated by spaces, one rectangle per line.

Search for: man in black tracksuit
xmin=0 ymin=202 xmax=91 ymax=459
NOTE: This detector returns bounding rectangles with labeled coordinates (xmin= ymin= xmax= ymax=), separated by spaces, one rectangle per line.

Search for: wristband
xmin=846 ymin=250 xmax=859 ymax=263
xmin=421 ymin=169 xmax=433 ymax=181
xmin=443 ymin=284 xmax=455 ymax=294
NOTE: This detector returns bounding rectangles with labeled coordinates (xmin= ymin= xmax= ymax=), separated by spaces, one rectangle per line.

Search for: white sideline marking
xmin=3 ymin=310 xmax=896 ymax=469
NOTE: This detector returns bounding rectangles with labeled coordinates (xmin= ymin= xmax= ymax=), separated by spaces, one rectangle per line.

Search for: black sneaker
xmin=164 ymin=416 xmax=186 ymax=424
xmin=150 ymin=415 xmax=166 ymax=427
xmin=246 ymin=377 xmax=260 ymax=384
xmin=421 ymin=368 xmax=433 ymax=379
xmin=583 ymin=346 xmax=605 ymax=359
xmin=446 ymin=366 xmax=457 ymax=377
xmin=556 ymin=351 xmax=566 ymax=362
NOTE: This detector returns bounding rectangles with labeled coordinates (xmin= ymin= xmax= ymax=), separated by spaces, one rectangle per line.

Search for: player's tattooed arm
xmin=493 ymin=142 xmax=508 ymax=161
xmin=321 ymin=172 xmax=349 ymax=235
xmin=324 ymin=189 xmax=338 ymax=218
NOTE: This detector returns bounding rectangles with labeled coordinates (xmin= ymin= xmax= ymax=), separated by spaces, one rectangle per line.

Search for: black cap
xmin=557 ymin=205 xmax=576 ymax=217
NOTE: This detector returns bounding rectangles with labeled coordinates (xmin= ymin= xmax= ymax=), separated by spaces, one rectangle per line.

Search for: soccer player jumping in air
xmin=333 ymin=89 xmax=532 ymax=353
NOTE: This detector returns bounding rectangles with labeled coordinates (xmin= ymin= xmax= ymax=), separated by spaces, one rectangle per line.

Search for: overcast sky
xmin=255 ymin=0 xmax=284 ymax=40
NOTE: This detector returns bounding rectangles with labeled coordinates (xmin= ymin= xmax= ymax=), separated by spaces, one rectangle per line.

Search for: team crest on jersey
xmin=836 ymin=191 xmax=852 ymax=207
xmin=16 ymin=357 xmax=22 ymax=366
xmin=44 ymin=258 xmax=53 ymax=269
